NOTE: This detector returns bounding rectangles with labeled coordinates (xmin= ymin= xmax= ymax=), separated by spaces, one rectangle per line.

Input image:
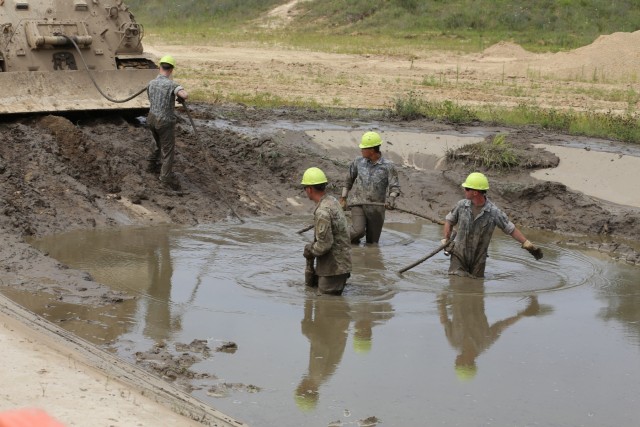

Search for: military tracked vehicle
xmin=0 ymin=0 xmax=158 ymax=114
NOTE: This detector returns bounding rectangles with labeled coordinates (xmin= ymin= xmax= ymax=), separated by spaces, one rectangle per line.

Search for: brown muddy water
xmin=14 ymin=216 xmax=640 ymax=427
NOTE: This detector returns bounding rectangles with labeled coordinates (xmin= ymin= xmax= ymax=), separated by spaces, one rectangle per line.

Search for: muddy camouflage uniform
xmin=345 ymin=156 xmax=400 ymax=243
xmin=445 ymin=198 xmax=515 ymax=278
xmin=146 ymin=74 xmax=185 ymax=183
xmin=308 ymin=195 xmax=352 ymax=294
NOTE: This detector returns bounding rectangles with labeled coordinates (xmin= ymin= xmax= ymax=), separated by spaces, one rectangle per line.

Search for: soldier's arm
xmin=388 ymin=164 xmax=401 ymax=197
xmin=311 ymin=213 xmax=334 ymax=256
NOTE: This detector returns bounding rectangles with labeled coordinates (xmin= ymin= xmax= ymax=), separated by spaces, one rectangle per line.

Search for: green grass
xmin=128 ymin=0 xmax=640 ymax=53
xmin=392 ymin=93 xmax=640 ymax=143
xmin=127 ymin=0 xmax=640 ymax=143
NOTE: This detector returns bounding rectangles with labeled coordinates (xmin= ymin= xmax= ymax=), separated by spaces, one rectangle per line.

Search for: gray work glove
xmin=522 ymin=240 xmax=543 ymax=260
xmin=303 ymin=243 xmax=314 ymax=260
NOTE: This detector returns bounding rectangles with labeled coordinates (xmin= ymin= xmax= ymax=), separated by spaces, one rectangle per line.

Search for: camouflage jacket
xmin=147 ymin=75 xmax=184 ymax=125
xmin=310 ymin=195 xmax=352 ymax=276
xmin=345 ymin=156 xmax=400 ymax=205
xmin=445 ymin=198 xmax=515 ymax=268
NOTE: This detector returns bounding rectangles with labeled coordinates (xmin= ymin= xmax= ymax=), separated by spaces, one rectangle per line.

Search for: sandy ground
xmin=0 ymin=297 xmax=206 ymax=427
xmin=2 ymin=25 xmax=640 ymax=426
xmin=147 ymin=30 xmax=640 ymax=114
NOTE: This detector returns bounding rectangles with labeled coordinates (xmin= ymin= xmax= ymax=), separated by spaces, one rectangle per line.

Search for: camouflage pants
xmin=147 ymin=113 xmax=176 ymax=183
xmin=317 ymin=273 xmax=350 ymax=295
xmin=448 ymin=251 xmax=487 ymax=278
xmin=349 ymin=205 xmax=386 ymax=244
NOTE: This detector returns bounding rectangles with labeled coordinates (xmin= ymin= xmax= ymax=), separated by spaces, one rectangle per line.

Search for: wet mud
xmin=1 ymin=103 xmax=640 ymax=424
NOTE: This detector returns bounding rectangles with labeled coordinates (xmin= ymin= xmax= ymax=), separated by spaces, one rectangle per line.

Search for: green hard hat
xmin=301 ymin=167 xmax=328 ymax=186
xmin=159 ymin=55 xmax=176 ymax=68
xmin=461 ymin=172 xmax=489 ymax=190
xmin=359 ymin=131 xmax=382 ymax=149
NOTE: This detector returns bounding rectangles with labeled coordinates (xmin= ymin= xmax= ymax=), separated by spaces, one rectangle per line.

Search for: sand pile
xmin=480 ymin=41 xmax=536 ymax=61
xmin=491 ymin=31 xmax=640 ymax=81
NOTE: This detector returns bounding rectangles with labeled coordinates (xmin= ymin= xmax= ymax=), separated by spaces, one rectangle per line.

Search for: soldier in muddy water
xmin=340 ymin=131 xmax=401 ymax=245
xmin=442 ymin=172 xmax=544 ymax=278
xmin=301 ymin=167 xmax=352 ymax=295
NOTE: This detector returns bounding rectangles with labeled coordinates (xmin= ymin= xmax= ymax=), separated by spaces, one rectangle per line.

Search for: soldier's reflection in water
xmin=295 ymin=296 xmax=351 ymax=412
xmin=351 ymin=298 xmax=394 ymax=355
xmin=141 ymin=230 xmax=179 ymax=342
xmin=438 ymin=277 xmax=544 ymax=381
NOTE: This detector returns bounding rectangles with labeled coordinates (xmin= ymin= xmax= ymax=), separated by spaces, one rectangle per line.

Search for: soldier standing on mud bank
xmin=302 ymin=167 xmax=352 ymax=295
xmin=443 ymin=172 xmax=543 ymax=278
xmin=146 ymin=55 xmax=188 ymax=191
xmin=340 ymin=131 xmax=401 ymax=244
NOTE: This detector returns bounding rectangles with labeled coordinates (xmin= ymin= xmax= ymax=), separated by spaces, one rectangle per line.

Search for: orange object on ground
xmin=0 ymin=409 xmax=66 ymax=427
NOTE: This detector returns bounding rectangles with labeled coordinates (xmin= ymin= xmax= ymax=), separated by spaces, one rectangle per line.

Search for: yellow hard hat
xmin=353 ymin=336 xmax=372 ymax=354
xmin=159 ymin=55 xmax=176 ymax=68
xmin=359 ymin=131 xmax=382 ymax=149
xmin=461 ymin=172 xmax=489 ymax=191
xmin=455 ymin=365 xmax=478 ymax=381
xmin=301 ymin=167 xmax=328 ymax=186
xmin=294 ymin=393 xmax=318 ymax=412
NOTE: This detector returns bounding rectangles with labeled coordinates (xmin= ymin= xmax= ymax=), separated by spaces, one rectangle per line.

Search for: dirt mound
xmin=531 ymin=31 xmax=640 ymax=81
xmin=480 ymin=41 xmax=536 ymax=61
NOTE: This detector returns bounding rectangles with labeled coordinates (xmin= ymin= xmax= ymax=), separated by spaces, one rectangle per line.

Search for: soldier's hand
xmin=522 ymin=240 xmax=543 ymax=260
xmin=303 ymin=244 xmax=314 ymax=260
xmin=339 ymin=197 xmax=347 ymax=210
xmin=177 ymin=96 xmax=186 ymax=105
xmin=385 ymin=196 xmax=396 ymax=210
xmin=441 ymin=238 xmax=454 ymax=256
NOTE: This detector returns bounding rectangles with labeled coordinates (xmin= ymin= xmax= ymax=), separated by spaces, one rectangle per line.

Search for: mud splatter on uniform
xmin=344 ymin=156 xmax=400 ymax=243
xmin=308 ymin=195 xmax=352 ymax=294
xmin=146 ymin=75 xmax=184 ymax=183
xmin=445 ymin=198 xmax=515 ymax=278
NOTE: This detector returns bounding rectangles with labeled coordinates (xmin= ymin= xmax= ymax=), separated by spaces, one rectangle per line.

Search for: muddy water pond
xmin=18 ymin=217 xmax=640 ymax=426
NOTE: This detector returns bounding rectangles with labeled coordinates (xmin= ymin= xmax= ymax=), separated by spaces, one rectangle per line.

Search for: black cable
xmin=63 ymin=35 xmax=148 ymax=103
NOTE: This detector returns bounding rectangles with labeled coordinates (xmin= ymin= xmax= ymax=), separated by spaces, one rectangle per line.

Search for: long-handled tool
xmin=305 ymin=257 xmax=318 ymax=287
xmin=398 ymin=231 xmax=456 ymax=274
xmin=296 ymin=202 xmax=442 ymax=233
xmin=181 ymin=100 xmax=201 ymax=142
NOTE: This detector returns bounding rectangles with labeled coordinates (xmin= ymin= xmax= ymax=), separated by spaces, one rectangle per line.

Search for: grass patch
xmin=392 ymin=92 xmax=640 ymax=143
xmin=392 ymin=92 xmax=478 ymax=124
xmin=446 ymin=134 xmax=520 ymax=170
xmin=225 ymin=92 xmax=323 ymax=109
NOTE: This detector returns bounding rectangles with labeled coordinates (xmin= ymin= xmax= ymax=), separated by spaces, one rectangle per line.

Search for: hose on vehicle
xmin=63 ymin=35 xmax=148 ymax=103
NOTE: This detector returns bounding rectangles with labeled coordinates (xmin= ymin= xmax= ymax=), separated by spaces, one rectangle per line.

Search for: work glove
xmin=177 ymin=96 xmax=186 ymax=104
xmin=522 ymin=240 xmax=543 ymax=260
xmin=385 ymin=196 xmax=396 ymax=210
xmin=303 ymin=243 xmax=314 ymax=260
xmin=519 ymin=296 xmax=540 ymax=317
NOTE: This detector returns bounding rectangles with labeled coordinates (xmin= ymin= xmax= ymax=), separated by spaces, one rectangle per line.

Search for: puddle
xmin=531 ymin=144 xmax=640 ymax=208
xmin=15 ymin=216 xmax=640 ymax=427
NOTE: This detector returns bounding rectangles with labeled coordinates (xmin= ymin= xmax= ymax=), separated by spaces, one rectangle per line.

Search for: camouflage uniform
xmin=146 ymin=75 xmax=185 ymax=183
xmin=445 ymin=198 xmax=516 ymax=278
xmin=308 ymin=195 xmax=352 ymax=294
xmin=344 ymin=156 xmax=400 ymax=243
